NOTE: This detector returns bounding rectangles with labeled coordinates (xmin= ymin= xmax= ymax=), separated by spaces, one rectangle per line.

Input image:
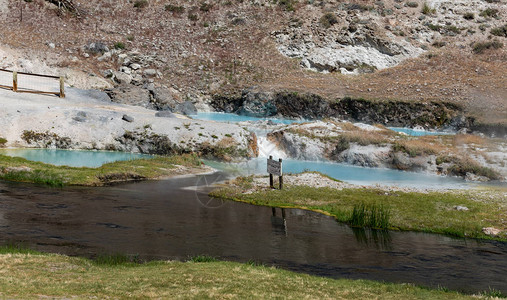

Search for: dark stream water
xmin=0 ymin=173 xmax=506 ymax=294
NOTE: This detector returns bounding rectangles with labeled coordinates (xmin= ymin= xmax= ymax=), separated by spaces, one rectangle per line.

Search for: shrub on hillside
xmin=320 ymin=13 xmax=338 ymax=29
xmin=421 ymin=3 xmax=435 ymax=15
xmin=479 ymin=8 xmax=499 ymax=18
xmin=165 ymin=4 xmax=184 ymax=13
xmin=133 ymin=0 xmax=148 ymax=8
xmin=471 ymin=40 xmax=503 ymax=54
xmin=490 ymin=24 xmax=507 ymax=37
xmin=463 ymin=12 xmax=474 ymax=20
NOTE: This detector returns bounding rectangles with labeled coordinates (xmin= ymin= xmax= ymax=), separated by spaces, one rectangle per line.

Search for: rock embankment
xmin=212 ymin=88 xmax=481 ymax=132
xmin=265 ymin=120 xmax=505 ymax=182
xmin=0 ymin=88 xmax=257 ymax=160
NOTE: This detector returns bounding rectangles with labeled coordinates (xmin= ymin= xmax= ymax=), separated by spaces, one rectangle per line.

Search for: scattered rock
xmin=2 ymin=166 xmax=32 ymax=173
xmin=155 ymin=111 xmax=176 ymax=118
xmin=143 ymin=69 xmax=157 ymax=77
xmin=122 ymin=114 xmax=134 ymax=122
xmin=465 ymin=172 xmax=490 ymax=182
xmin=72 ymin=111 xmax=88 ymax=122
xmin=86 ymin=42 xmax=109 ymax=54
xmin=453 ymin=205 xmax=469 ymax=211
xmin=112 ymin=71 xmax=132 ymax=85
xmin=482 ymin=227 xmax=501 ymax=236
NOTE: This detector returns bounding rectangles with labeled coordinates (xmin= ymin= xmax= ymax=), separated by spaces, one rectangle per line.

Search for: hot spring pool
xmin=0 ymin=148 xmax=151 ymax=168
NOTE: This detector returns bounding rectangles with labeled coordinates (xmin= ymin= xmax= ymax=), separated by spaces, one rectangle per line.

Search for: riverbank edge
xmin=209 ymin=175 xmax=507 ymax=242
xmin=0 ymin=153 xmax=207 ymax=186
xmin=0 ymin=247 xmax=496 ymax=299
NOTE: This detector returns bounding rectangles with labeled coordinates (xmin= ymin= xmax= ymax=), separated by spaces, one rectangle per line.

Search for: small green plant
xmin=349 ymin=202 xmax=391 ymax=229
xmin=126 ymin=35 xmax=134 ymax=41
xmin=200 ymin=2 xmax=212 ymax=12
xmin=277 ymin=0 xmax=296 ymax=12
xmin=211 ymin=135 xmax=218 ymax=139
xmin=189 ymin=255 xmax=218 ymax=262
xmin=479 ymin=8 xmax=499 ymax=18
xmin=445 ymin=25 xmax=461 ymax=34
xmin=133 ymin=0 xmax=148 ymax=8
xmin=471 ymin=40 xmax=504 ymax=54
xmin=188 ymin=13 xmax=198 ymax=21
xmin=421 ymin=3 xmax=435 ymax=15
xmin=95 ymin=254 xmax=139 ymax=265
xmin=165 ymin=4 xmax=185 ymax=13
xmin=490 ymin=24 xmax=507 ymax=37
xmin=0 ymin=137 xmax=6 ymax=146
xmin=320 ymin=12 xmax=338 ymax=29
xmin=463 ymin=12 xmax=474 ymax=20
xmin=480 ymin=288 xmax=505 ymax=298
xmin=426 ymin=23 xmax=441 ymax=31
xmin=114 ymin=42 xmax=125 ymax=50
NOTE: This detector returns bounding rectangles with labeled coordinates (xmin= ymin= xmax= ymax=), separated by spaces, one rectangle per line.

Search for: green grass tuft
xmin=189 ymin=255 xmax=219 ymax=262
xmin=349 ymin=202 xmax=391 ymax=229
xmin=94 ymin=253 xmax=140 ymax=265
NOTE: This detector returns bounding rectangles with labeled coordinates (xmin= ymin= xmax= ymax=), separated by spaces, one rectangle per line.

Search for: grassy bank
xmin=210 ymin=176 xmax=507 ymax=241
xmin=0 ymin=248 xmax=488 ymax=299
xmin=0 ymin=154 xmax=203 ymax=186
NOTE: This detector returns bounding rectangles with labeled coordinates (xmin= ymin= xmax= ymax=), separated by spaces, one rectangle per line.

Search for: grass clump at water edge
xmin=349 ymin=202 xmax=390 ymax=229
xmin=0 ymin=153 xmax=203 ymax=186
xmin=210 ymin=180 xmax=507 ymax=241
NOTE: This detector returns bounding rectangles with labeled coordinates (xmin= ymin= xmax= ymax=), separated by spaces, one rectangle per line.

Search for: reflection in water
xmin=352 ymin=228 xmax=393 ymax=251
xmin=0 ymin=174 xmax=506 ymax=294
xmin=271 ymin=208 xmax=287 ymax=236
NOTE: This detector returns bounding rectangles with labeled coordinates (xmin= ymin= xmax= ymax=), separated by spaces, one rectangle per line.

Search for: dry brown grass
xmin=393 ymin=137 xmax=448 ymax=157
xmin=341 ymin=131 xmax=390 ymax=146
xmin=453 ymin=134 xmax=487 ymax=147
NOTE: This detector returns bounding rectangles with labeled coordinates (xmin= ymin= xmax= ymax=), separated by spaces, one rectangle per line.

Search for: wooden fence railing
xmin=0 ymin=68 xmax=65 ymax=98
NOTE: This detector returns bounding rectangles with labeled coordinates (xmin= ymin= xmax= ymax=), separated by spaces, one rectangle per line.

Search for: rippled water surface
xmin=0 ymin=174 xmax=506 ymax=294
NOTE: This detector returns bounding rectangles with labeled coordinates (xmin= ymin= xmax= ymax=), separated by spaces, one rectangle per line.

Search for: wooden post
xmin=269 ymin=155 xmax=274 ymax=188
xmin=279 ymin=158 xmax=283 ymax=190
xmin=59 ymin=76 xmax=65 ymax=98
xmin=12 ymin=71 xmax=17 ymax=92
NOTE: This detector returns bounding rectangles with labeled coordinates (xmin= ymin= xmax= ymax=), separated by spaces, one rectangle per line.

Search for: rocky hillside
xmin=0 ymin=0 xmax=505 ymax=126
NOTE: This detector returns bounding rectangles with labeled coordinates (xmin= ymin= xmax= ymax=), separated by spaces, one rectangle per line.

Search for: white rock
xmin=453 ymin=205 xmax=469 ymax=211
xmin=482 ymin=227 xmax=501 ymax=236
xmin=130 ymin=63 xmax=141 ymax=70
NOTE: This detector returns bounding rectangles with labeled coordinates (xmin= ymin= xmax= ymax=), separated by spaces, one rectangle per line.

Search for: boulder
xmin=155 ymin=111 xmax=177 ymax=118
xmin=86 ymin=42 xmax=109 ymax=54
xmin=112 ymin=71 xmax=132 ymax=85
xmin=238 ymin=89 xmax=277 ymax=117
xmin=106 ymin=85 xmax=152 ymax=108
xmin=151 ymin=87 xmax=180 ymax=111
xmin=122 ymin=114 xmax=134 ymax=122
xmin=174 ymin=101 xmax=197 ymax=116
xmin=143 ymin=69 xmax=157 ymax=77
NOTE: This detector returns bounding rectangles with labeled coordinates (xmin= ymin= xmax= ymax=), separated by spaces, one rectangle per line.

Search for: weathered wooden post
xmin=279 ymin=158 xmax=283 ymax=190
xmin=59 ymin=76 xmax=65 ymax=98
xmin=269 ymin=155 xmax=274 ymax=188
xmin=12 ymin=71 xmax=17 ymax=92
